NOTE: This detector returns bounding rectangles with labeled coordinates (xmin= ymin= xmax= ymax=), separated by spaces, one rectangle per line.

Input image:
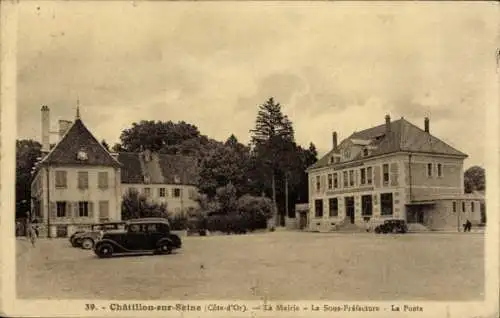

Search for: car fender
xmin=169 ymin=234 xmax=182 ymax=248
xmin=156 ymin=237 xmax=173 ymax=248
xmin=95 ymin=238 xmax=127 ymax=252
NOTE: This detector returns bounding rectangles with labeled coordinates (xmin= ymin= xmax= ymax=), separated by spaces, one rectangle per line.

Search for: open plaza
xmin=16 ymin=231 xmax=484 ymax=301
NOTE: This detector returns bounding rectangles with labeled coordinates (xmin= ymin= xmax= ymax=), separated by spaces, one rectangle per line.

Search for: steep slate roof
xmin=309 ymin=118 xmax=467 ymax=171
xmin=117 ymin=152 xmax=199 ymax=186
xmin=40 ymin=119 xmax=121 ymax=167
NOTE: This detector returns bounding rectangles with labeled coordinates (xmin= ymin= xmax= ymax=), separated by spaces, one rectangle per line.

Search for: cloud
xmin=15 ymin=1 xmax=497 ymax=169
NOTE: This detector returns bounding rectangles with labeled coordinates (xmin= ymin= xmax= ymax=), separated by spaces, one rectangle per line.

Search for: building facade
xmin=31 ymin=106 xmax=200 ymax=238
xmin=306 ymin=115 xmax=483 ymax=232
xmin=31 ymin=106 xmax=123 ymax=238
xmin=117 ymin=151 xmax=199 ymax=215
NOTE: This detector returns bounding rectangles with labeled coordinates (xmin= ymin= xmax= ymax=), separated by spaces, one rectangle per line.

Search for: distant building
xmin=304 ymin=115 xmax=484 ymax=232
xmin=118 ymin=150 xmax=199 ymax=215
xmin=31 ymin=105 xmax=199 ymax=238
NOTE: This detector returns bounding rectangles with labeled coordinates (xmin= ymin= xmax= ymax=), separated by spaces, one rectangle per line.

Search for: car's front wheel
xmin=70 ymin=237 xmax=79 ymax=247
xmin=95 ymin=243 xmax=113 ymax=258
xmin=81 ymin=238 xmax=94 ymax=250
xmin=157 ymin=242 xmax=172 ymax=255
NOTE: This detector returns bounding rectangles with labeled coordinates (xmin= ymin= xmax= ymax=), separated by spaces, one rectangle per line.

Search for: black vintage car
xmin=93 ymin=218 xmax=181 ymax=258
xmin=374 ymin=219 xmax=408 ymax=234
xmin=70 ymin=222 xmax=126 ymax=249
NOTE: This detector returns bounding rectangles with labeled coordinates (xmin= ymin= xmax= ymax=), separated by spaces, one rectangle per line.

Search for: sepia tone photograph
xmin=2 ymin=0 xmax=499 ymax=317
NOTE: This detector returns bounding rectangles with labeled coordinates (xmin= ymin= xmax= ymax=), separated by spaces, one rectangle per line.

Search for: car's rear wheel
xmin=95 ymin=243 xmax=113 ymax=258
xmin=157 ymin=242 xmax=172 ymax=255
xmin=81 ymin=238 xmax=94 ymax=250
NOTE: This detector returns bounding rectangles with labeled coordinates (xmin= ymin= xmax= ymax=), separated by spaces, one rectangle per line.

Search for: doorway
xmin=407 ymin=206 xmax=425 ymax=224
xmin=299 ymin=212 xmax=308 ymax=230
xmin=345 ymin=196 xmax=355 ymax=224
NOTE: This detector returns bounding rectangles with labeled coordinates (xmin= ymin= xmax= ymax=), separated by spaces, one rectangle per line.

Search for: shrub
xmin=168 ymin=213 xmax=189 ymax=231
xmin=122 ymin=189 xmax=168 ymax=220
xmin=237 ymin=195 xmax=273 ymax=230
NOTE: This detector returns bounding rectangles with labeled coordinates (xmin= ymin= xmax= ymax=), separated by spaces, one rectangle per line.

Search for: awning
xmin=405 ymin=201 xmax=436 ymax=206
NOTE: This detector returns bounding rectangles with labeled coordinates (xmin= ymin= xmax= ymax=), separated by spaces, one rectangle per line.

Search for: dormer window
xmin=174 ymin=175 xmax=181 ymax=184
xmin=329 ymin=156 xmax=334 ymax=164
xmin=144 ymin=175 xmax=151 ymax=184
xmin=343 ymin=149 xmax=351 ymax=160
xmin=363 ymin=148 xmax=369 ymax=157
xmin=77 ymin=150 xmax=88 ymax=161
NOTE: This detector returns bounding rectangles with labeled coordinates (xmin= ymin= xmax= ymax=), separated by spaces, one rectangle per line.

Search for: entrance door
xmin=299 ymin=212 xmax=307 ymax=230
xmin=345 ymin=197 xmax=355 ymax=224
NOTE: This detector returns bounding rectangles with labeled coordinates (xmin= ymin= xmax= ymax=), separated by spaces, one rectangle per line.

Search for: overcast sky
xmin=16 ymin=1 xmax=498 ymax=168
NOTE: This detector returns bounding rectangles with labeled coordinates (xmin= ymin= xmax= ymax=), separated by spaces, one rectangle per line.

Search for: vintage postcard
xmin=1 ymin=1 xmax=499 ymax=317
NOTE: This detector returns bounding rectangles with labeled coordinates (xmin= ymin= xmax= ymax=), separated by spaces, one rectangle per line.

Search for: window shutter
xmin=73 ymin=202 xmax=79 ymax=217
xmin=390 ymin=163 xmax=399 ymax=186
xmin=88 ymin=202 xmax=94 ymax=218
xmin=49 ymin=202 xmax=56 ymax=219
xmin=320 ymin=175 xmax=326 ymax=194
xmin=66 ymin=202 xmax=72 ymax=218
xmin=373 ymin=166 xmax=381 ymax=187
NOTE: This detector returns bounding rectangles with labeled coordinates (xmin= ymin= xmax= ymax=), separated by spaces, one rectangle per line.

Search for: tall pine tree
xmin=250 ymin=97 xmax=296 ymax=227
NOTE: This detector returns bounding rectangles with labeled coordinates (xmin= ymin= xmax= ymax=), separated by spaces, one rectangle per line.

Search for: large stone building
xmin=31 ymin=105 xmax=199 ymax=238
xmin=305 ymin=115 xmax=484 ymax=232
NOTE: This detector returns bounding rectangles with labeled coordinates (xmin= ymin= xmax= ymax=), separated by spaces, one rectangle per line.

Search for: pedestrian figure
xmin=466 ymin=220 xmax=472 ymax=232
xmin=28 ymin=223 xmax=37 ymax=247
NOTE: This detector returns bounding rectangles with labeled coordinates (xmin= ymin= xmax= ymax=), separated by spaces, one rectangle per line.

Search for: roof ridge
xmin=401 ymin=118 xmax=467 ymax=157
xmin=118 ymin=151 xmax=198 ymax=160
xmin=41 ymin=119 xmax=121 ymax=167
xmin=82 ymin=120 xmax=122 ymax=166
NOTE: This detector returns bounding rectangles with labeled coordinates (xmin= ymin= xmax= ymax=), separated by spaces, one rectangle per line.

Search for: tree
xmin=249 ymin=97 xmax=296 ymax=226
xmin=464 ymin=166 xmax=485 ymax=193
xmin=215 ymin=183 xmax=238 ymax=214
xmin=121 ymin=188 xmax=168 ymax=220
xmin=111 ymin=143 xmax=124 ymax=153
xmin=198 ymin=135 xmax=251 ymax=198
xmin=16 ymin=139 xmax=42 ymax=218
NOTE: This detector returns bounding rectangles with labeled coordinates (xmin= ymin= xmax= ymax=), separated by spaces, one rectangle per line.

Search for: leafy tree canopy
xmin=16 ymin=139 xmax=42 ymax=218
xmin=464 ymin=166 xmax=485 ymax=193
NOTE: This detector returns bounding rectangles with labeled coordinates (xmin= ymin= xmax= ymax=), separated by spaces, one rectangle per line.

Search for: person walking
xmin=466 ymin=220 xmax=472 ymax=232
xmin=28 ymin=222 xmax=38 ymax=247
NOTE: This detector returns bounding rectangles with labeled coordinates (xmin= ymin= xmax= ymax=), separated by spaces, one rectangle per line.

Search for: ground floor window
xmin=79 ymin=201 xmax=89 ymax=217
xmin=56 ymin=201 xmax=67 ymax=218
xmin=380 ymin=193 xmax=393 ymax=216
xmin=173 ymin=188 xmax=181 ymax=198
xmin=314 ymin=199 xmax=323 ymax=218
xmin=329 ymin=198 xmax=338 ymax=217
xmin=361 ymin=195 xmax=373 ymax=215
xmin=99 ymin=201 xmax=109 ymax=220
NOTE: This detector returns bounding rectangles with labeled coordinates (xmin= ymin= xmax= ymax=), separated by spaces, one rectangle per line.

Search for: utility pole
xmin=272 ymin=172 xmax=277 ymax=228
xmin=285 ymin=173 xmax=289 ymax=227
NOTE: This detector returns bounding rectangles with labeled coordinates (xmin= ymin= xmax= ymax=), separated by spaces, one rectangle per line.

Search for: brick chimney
xmin=385 ymin=114 xmax=391 ymax=134
xmin=332 ymin=131 xmax=338 ymax=150
xmin=424 ymin=117 xmax=430 ymax=133
xmin=58 ymin=120 xmax=72 ymax=140
xmin=41 ymin=105 xmax=50 ymax=152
